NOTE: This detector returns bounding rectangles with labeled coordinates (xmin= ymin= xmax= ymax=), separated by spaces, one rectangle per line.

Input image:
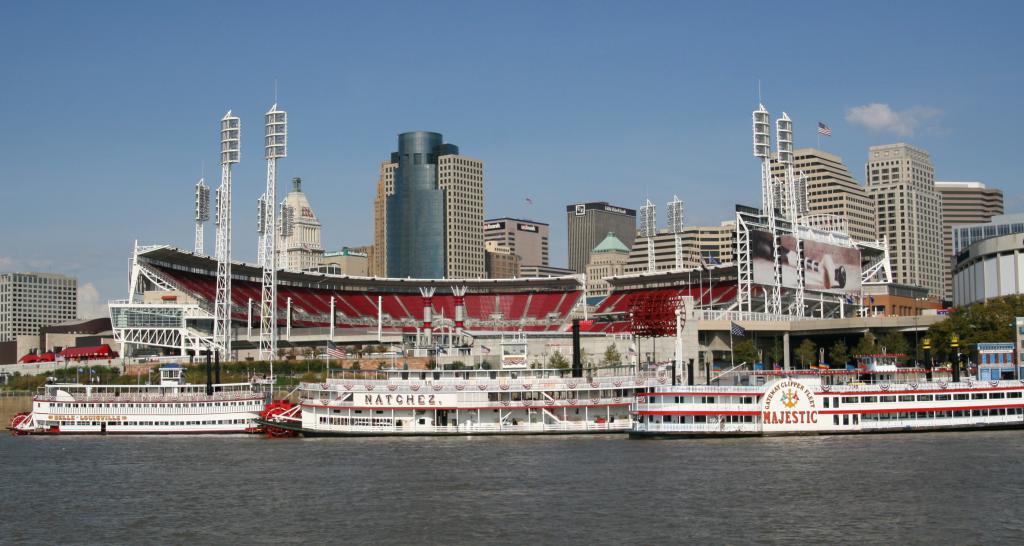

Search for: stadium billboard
xmin=802 ymin=239 xmax=861 ymax=294
xmin=750 ymin=231 xmax=861 ymax=293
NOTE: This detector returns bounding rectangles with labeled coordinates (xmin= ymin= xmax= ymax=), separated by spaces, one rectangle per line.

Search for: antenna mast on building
xmin=640 ymin=199 xmax=657 ymax=273
xmin=194 ymin=178 xmax=210 ymax=255
xmin=667 ymin=195 xmax=685 ymax=271
xmin=259 ymin=103 xmax=287 ymax=361
xmin=214 ymin=111 xmax=240 ymax=358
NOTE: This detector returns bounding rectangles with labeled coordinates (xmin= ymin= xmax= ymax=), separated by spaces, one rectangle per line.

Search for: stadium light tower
xmin=640 ymin=199 xmax=657 ymax=273
xmin=214 ymin=111 xmax=240 ymax=358
xmin=752 ymin=104 xmax=781 ymax=315
xmin=667 ymin=195 xmax=685 ymax=271
xmin=258 ymin=103 xmax=287 ymax=361
xmin=194 ymin=178 xmax=210 ymax=255
xmin=777 ymin=112 xmax=806 ymax=317
xmin=256 ymin=193 xmax=268 ymax=265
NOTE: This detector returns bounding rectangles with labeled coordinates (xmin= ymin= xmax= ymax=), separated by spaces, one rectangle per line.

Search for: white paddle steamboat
xmin=10 ymin=364 xmax=269 ymax=435
xmin=258 ymin=364 xmax=663 ymax=437
xmin=631 ymin=355 xmax=1024 ymax=438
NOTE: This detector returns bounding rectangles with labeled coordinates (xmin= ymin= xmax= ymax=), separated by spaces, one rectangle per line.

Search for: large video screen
xmin=803 ymin=240 xmax=862 ymax=293
xmin=750 ymin=230 xmax=861 ymax=294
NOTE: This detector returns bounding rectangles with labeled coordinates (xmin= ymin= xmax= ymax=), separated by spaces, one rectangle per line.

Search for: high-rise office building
xmin=771 ymin=148 xmax=876 ymax=242
xmin=384 ymin=131 xmax=484 ymax=279
xmin=624 ymin=222 xmax=736 ymax=273
xmin=484 ymin=241 xmax=520 ymax=279
xmin=0 ymin=272 xmax=78 ymax=342
xmin=566 ymin=202 xmax=637 ymax=273
xmin=935 ymin=181 xmax=1004 ymax=302
xmin=277 ymin=177 xmax=324 ymax=271
xmin=483 ymin=218 xmax=549 ymax=267
xmin=372 ymin=160 xmax=396 ymax=277
xmin=866 ymin=143 xmax=944 ymax=299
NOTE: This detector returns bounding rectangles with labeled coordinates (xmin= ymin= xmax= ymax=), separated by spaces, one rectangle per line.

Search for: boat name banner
xmin=760 ymin=379 xmax=820 ymax=432
xmin=359 ymin=393 xmax=458 ymax=407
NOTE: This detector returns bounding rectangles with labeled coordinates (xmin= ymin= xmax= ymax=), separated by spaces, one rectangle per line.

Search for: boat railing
xmin=634 ymin=402 xmax=759 ymax=414
xmin=861 ymin=413 xmax=1024 ymax=430
xmin=311 ymin=375 xmax=658 ymax=393
xmin=312 ymin=420 xmax=631 ymax=433
xmin=35 ymin=391 xmax=262 ymax=403
xmin=633 ymin=421 xmax=762 ymax=434
xmin=813 ymin=379 xmax=1020 ymax=393
xmin=303 ymin=395 xmax=633 ymax=408
xmin=640 ymin=384 xmax=766 ymax=395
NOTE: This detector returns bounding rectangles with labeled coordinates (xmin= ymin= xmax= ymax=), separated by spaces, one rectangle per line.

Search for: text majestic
xmin=760 ymin=379 xmax=819 ymax=427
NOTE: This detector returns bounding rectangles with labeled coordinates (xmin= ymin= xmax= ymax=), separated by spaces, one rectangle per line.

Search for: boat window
xmin=833 ymin=397 xmax=840 ymax=408
xmin=843 ymin=397 xmax=858 ymax=404
xmin=861 ymin=396 xmax=878 ymax=403
xmin=880 ymin=396 xmax=896 ymax=403
xmin=824 ymin=398 xmax=830 ymax=408
xmin=898 ymin=395 xmax=914 ymax=402
xmin=954 ymin=393 xmax=969 ymax=400
xmin=1008 ymin=392 xmax=1022 ymax=399
xmin=833 ymin=415 xmax=840 ymax=425
xmin=989 ymin=392 xmax=1005 ymax=399
xmin=934 ymin=394 xmax=951 ymax=401
xmin=971 ymin=393 xmax=988 ymax=400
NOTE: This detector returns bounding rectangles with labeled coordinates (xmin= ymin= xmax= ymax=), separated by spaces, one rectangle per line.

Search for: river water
xmin=2 ymin=431 xmax=1022 ymax=545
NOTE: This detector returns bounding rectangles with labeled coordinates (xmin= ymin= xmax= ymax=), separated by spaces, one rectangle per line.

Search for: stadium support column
xmin=783 ymin=332 xmax=791 ymax=370
xmin=259 ymin=103 xmax=287 ymax=361
xmin=329 ymin=296 xmax=336 ymax=340
xmin=214 ymin=111 xmax=240 ymax=359
xmin=420 ymin=287 xmax=435 ymax=348
xmin=452 ymin=285 xmax=467 ymax=344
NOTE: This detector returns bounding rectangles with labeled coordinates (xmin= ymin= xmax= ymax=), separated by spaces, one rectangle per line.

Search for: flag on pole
xmin=480 ymin=345 xmax=491 ymax=354
xmin=627 ymin=346 xmax=636 ymax=355
xmin=525 ymin=197 xmax=534 ymax=205
xmin=707 ymin=255 xmax=721 ymax=266
xmin=817 ymin=122 xmax=832 ymax=137
xmin=730 ymin=322 xmax=747 ymax=337
xmin=326 ymin=341 xmax=345 ymax=359
xmin=436 ymin=345 xmax=447 ymax=355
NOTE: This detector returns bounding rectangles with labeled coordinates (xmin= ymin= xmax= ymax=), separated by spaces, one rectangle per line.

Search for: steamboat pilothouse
xmin=10 ymin=364 xmax=269 ymax=435
xmin=631 ymin=355 xmax=1024 ymax=438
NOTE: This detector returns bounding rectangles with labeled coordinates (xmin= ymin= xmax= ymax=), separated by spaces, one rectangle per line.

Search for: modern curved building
xmin=384 ymin=131 xmax=484 ymax=279
xmin=953 ymin=232 xmax=1024 ymax=306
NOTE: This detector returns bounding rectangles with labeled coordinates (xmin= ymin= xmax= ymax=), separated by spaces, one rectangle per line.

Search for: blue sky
xmin=2 ymin=1 xmax=1022 ymax=316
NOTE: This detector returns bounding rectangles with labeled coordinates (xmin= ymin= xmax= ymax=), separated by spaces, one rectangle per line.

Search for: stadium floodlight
xmin=752 ymin=104 xmax=771 ymax=159
xmin=194 ymin=178 xmax=210 ymax=255
xmin=775 ymin=113 xmax=793 ymax=165
xmin=667 ymin=196 xmax=685 ymax=271
xmin=259 ymin=104 xmax=287 ymax=361
xmin=213 ymin=111 xmax=240 ymax=358
xmin=640 ymin=199 xmax=656 ymax=273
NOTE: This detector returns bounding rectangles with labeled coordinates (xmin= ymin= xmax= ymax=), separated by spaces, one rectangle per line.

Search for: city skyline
xmin=2 ymin=1 xmax=1023 ymax=314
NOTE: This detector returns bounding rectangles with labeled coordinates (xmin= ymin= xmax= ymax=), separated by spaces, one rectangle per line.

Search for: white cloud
xmin=0 ymin=256 xmax=13 ymax=269
xmin=78 ymin=282 xmax=108 ymax=319
xmin=845 ymin=103 xmax=942 ymax=137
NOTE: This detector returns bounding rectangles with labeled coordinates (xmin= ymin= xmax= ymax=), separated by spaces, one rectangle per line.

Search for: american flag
xmin=730 ymin=321 xmax=746 ymax=337
xmin=480 ymin=345 xmax=491 ymax=354
xmin=326 ymin=342 xmax=345 ymax=359
xmin=817 ymin=122 xmax=832 ymax=137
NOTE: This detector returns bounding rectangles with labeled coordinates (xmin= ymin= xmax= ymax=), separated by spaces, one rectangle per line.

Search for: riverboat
xmin=631 ymin=355 xmax=1024 ymax=438
xmin=9 ymin=364 xmax=268 ymax=435
xmin=259 ymin=364 xmax=657 ymax=437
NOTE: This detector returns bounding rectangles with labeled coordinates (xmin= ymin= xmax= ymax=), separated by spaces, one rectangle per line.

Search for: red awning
xmin=38 ymin=352 xmax=56 ymax=362
xmin=19 ymin=354 xmax=39 ymax=363
xmin=61 ymin=344 xmax=114 ymax=359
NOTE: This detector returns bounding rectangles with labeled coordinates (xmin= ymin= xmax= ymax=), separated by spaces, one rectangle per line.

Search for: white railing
xmin=633 ymin=422 xmax=762 ymax=434
xmin=306 ymin=396 xmax=632 ymax=409
xmin=636 ymin=402 xmax=759 ymax=414
xmin=861 ymin=414 xmax=1024 ymax=430
xmin=312 ymin=375 xmax=652 ymax=393
xmin=311 ymin=420 xmax=630 ymax=434
xmin=696 ymin=310 xmax=794 ymax=322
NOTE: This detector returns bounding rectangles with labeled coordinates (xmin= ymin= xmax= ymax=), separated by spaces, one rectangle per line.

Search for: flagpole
xmin=729 ymin=326 xmax=735 ymax=367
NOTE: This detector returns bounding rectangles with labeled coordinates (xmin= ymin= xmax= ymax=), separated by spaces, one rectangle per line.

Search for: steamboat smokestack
xmin=571 ymin=319 xmax=582 ymax=378
xmin=205 ymin=350 xmax=213 ymax=396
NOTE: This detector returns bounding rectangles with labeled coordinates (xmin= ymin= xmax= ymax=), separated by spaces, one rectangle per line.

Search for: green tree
xmin=879 ymin=332 xmax=911 ymax=363
xmin=603 ymin=344 xmax=622 ymax=365
xmin=853 ymin=331 xmax=878 ymax=357
xmin=794 ymin=339 xmax=818 ymax=367
xmin=732 ymin=340 xmax=758 ymax=364
xmin=548 ymin=352 xmax=570 ymax=369
xmin=828 ymin=340 xmax=850 ymax=368
xmin=768 ymin=338 xmax=784 ymax=365
xmin=926 ymin=295 xmax=1024 ymax=362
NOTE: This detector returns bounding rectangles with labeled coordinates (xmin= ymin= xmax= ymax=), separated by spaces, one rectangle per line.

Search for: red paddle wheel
xmin=260 ymin=401 xmax=300 ymax=438
xmin=9 ymin=412 xmax=32 ymax=435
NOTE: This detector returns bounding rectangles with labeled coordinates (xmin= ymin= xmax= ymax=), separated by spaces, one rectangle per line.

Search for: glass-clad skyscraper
xmin=386 ymin=132 xmax=452 ymax=279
